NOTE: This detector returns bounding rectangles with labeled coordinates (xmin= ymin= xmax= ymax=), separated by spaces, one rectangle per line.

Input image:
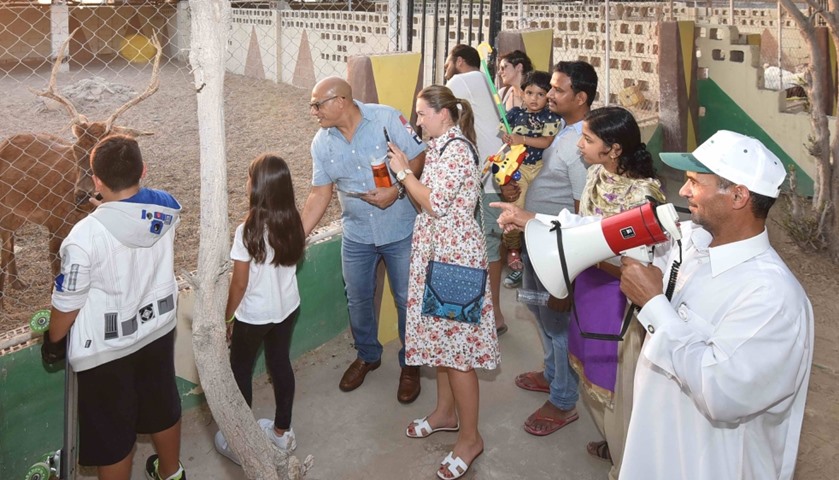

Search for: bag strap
xmin=430 ymin=136 xmax=487 ymax=265
xmin=440 ymin=136 xmax=479 ymax=165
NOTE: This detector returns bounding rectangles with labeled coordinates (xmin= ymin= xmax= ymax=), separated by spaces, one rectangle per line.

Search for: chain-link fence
xmin=0 ymin=0 xmax=821 ymax=334
xmin=1 ymin=2 xmax=185 ymax=334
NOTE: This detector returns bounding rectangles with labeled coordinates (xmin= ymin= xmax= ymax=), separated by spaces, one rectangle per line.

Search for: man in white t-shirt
xmin=444 ymin=44 xmax=508 ymax=335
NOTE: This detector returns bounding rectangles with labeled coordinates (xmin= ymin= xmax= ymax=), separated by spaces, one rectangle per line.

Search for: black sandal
xmin=586 ymin=441 xmax=612 ymax=463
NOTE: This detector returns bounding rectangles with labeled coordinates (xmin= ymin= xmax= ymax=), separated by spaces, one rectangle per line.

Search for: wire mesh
xmin=0 ymin=0 xmax=822 ymax=332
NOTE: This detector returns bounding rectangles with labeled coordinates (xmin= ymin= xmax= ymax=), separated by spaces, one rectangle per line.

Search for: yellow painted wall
xmin=520 ymin=29 xmax=554 ymax=72
xmin=377 ymin=273 xmax=399 ymax=345
xmin=370 ymin=52 xmax=422 ymax=119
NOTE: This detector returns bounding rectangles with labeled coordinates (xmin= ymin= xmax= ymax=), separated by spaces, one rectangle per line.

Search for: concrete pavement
xmin=91 ymin=280 xmax=610 ymax=480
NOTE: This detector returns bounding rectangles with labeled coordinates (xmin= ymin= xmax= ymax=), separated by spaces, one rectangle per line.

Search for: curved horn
xmin=105 ymin=32 xmax=163 ymax=133
xmin=32 ymin=28 xmax=82 ymax=123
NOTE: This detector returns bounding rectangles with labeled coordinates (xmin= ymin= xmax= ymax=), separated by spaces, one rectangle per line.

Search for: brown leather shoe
xmin=397 ymin=366 xmax=421 ymax=404
xmin=339 ymin=358 xmax=381 ymax=392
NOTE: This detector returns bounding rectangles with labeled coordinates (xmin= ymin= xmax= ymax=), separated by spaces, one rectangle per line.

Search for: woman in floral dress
xmin=388 ymin=85 xmax=499 ymax=480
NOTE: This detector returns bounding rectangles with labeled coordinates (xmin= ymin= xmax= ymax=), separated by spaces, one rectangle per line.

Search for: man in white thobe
xmin=619 ymin=130 xmax=814 ymax=480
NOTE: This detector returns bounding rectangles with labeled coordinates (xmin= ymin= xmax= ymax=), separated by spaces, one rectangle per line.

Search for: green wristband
xmin=226 ymin=315 xmax=235 ymax=324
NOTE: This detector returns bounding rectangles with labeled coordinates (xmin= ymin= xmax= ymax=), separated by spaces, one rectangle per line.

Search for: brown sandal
xmin=586 ymin=441 xmax=612 ymax=463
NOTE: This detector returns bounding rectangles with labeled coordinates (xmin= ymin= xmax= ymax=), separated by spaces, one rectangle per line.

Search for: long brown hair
xmin=243 ymin=154 xmax=305 ymax=267
xmin=417 ymin=85 xmax=476 ymax=146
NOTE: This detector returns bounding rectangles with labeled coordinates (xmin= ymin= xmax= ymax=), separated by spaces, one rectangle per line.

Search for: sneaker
xmin=503 ymin=270 xmax=523 ymax=288
xmin=258 ymin=418 xmax=297 ymax=452
xmin=144 ymin=454 xmax=186 ymax=480
xmin=213 ymin=430 xmax=241 ymax=465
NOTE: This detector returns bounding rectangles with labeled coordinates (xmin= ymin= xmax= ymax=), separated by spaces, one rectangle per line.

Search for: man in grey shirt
xmin=494 ymin=61 xmax=597 ymax=436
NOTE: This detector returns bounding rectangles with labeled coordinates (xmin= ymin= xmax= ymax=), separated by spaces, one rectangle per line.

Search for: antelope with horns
xmin=0 ymin=30 xmax=161 ymax=308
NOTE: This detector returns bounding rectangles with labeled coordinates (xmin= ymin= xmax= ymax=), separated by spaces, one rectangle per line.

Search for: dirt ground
xmin=1 ymin=61 xmax=837 ymax=477
xmin=765 ymin=211 xmax=839 ymax=479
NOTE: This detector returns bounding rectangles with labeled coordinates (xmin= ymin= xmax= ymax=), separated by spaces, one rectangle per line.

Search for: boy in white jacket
xmin=43 ymin=134 xmax=185 ymax=480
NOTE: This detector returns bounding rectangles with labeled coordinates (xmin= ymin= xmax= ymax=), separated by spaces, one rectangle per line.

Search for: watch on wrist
xmin=395 ymin=182 xmax=406 ymax=199
xmin=396 ymin=168 xmax=413 ymax=183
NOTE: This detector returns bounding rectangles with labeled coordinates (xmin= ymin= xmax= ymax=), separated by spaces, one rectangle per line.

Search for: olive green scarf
xmin=579 ymin=164 xmax=665 ymax=217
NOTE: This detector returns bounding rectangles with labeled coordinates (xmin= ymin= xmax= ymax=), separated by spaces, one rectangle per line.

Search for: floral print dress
xmin=404 ymin=126 xmax=500 ymax=371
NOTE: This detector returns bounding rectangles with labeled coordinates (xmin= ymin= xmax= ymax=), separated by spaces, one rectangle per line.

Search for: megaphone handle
xmin=553 ymin=220 xmax=635 ymax=342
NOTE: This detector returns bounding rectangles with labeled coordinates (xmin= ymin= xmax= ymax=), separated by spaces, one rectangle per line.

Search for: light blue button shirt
xmin=311 ymin=100 xmax=426 ymax=246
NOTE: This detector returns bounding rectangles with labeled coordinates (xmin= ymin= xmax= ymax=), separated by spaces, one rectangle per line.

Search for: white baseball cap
xmin=659 ymin=130 xmax=787 ymax=198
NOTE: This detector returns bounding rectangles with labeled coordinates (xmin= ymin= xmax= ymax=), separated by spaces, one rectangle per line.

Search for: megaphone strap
xmin=664 ymin=240 xmax=683 ymax=302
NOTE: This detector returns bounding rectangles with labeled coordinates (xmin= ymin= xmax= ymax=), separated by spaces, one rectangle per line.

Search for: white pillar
xmin=50 ymin=1 xmax=69 ymax=72
xmin=777 ymin=0 xmax=783 ymax=90
xmin=174 ymin=0 xmax=192 ymax=62
xmin=388 ymin=0 xmax=398 ymax=52
xmin=399 ymin=0 xmax=409 ymax=51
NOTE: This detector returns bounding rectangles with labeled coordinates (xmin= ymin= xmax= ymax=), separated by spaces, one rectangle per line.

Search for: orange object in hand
xmin=371 ymin=158 xmax=392 ymax=188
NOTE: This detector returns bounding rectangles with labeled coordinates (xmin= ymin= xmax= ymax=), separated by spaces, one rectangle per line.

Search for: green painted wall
xmin=0 ymin=235 xmax=348 ymax=479
xmin=696 ymin=78 xmax=815 ymax=196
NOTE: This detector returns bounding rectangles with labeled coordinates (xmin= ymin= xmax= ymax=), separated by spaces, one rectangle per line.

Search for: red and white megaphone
xmin=524 ymin=201 xmax=682 ymax=299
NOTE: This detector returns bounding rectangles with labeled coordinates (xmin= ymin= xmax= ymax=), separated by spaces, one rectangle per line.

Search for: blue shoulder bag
xmin=420 ymin=137 xmax=488 ymax=324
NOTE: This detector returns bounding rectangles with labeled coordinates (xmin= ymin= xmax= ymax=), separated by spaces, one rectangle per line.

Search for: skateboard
xmin=25 ymin=310 xmax=78 ymax=480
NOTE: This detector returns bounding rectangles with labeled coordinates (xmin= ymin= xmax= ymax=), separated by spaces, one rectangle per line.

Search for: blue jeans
xmin=522 ymin=249 xmax=579 ymax=410
xmin=342 ymin=235 xmax=412 ymax=367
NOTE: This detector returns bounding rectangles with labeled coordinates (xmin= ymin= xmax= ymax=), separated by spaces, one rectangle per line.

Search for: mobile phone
xmin=383 ymin=127 xmax=392 ymax=152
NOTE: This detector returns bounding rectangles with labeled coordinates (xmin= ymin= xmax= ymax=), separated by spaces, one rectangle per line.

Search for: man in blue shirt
xmin=302 ymin=77 xmax=426 ymax=403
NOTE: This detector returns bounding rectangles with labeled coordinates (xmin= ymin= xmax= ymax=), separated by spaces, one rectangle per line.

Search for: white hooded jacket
xmin=52 ymin=188 xmax=181 ymax=372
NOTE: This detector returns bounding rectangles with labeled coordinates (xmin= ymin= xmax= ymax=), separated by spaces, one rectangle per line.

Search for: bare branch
xmin=105 ymin=32 xmax=163 ymax=132
xmin=780 ymin=0 xmax=812 ymax=26
xmin=798 ymin=0 xmax=825 ymax=16
xmin=822 ymin=0 xmax=839 ymax=29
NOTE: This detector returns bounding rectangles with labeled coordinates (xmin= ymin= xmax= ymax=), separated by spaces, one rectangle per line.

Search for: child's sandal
xmin=507 ymin=249 xmax=523 ymax=271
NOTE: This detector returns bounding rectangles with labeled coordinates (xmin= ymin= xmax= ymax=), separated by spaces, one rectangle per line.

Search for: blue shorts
xmin=77 ymin=328 xmax=181 ymax=466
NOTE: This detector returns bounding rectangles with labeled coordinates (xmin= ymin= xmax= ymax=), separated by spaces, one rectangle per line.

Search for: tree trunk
xmin=812 ymin=3 xmax=839 ymax=259
xmin=828 ymin=115 xmax=839 ymax=260
xmin=187 ymin=0 xmax=307 ymax=478
xmin=825 ymin=18 xmax=839 ymax=259
xmin=779 ymin=1 xmax=832 ymax=227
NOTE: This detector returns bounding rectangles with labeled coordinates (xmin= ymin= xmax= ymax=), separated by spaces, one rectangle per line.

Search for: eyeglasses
xmin=309 ymin=95 xmax=342 ymax=111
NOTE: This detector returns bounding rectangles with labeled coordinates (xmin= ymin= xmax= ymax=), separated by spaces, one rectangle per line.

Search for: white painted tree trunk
xmin=187 ymin=0 xmax=309 ymax=477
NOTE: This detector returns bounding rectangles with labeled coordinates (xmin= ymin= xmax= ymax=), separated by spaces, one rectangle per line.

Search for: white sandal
xmin=405 ymin=416 xmax=460 ymax=438
xmin=437 ymin=451 xmax=474 ymax=480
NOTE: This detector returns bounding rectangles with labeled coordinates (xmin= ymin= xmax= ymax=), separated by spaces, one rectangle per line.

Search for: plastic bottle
xmin=516 ymin=288 xmax=551 ymax=306
xmin=371 ymin=156 xmax=392 ymax=188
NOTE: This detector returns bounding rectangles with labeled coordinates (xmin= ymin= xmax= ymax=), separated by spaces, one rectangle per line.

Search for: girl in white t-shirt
xmin=214 ymin=154 xmax=306 ymax=464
